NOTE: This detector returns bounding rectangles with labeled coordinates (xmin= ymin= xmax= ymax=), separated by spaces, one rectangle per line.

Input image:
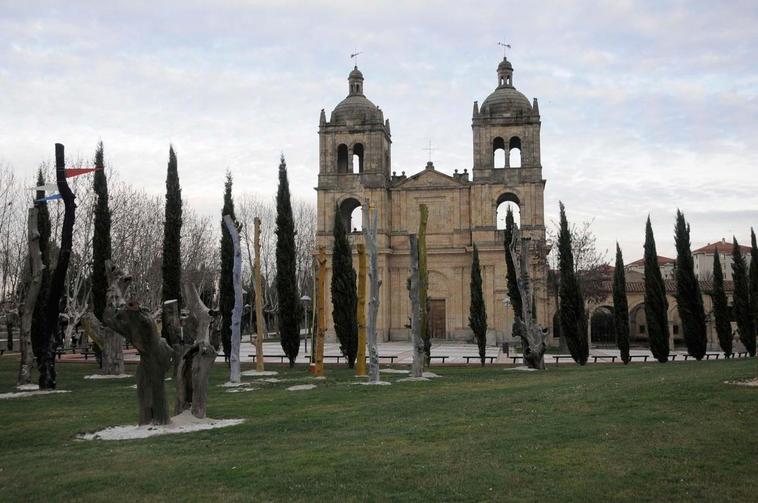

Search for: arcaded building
xmin=315 ymin=57 xmax=550 ymax=344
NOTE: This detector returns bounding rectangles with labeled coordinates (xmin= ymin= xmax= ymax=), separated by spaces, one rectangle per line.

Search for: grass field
xmin=0 ymin=356 xmax=756 ymax=502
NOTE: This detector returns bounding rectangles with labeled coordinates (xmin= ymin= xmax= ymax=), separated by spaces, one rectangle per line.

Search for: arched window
xmin=338 ymin=198 xmax=362 ymax=233
xmin=590 ymin=306 xmax=615 ymax=344
xmin=337 ymin=144 xmax=348 ymax=173
xmin=509 ymin=137 xmax=522 ymax=168
xmin=352 ymin=143 xmax=364 ymax=173
xmin=492 ymin=137 xmax=506 ymax=169
xmin=496 ymin=193 xmax=521 ymax=230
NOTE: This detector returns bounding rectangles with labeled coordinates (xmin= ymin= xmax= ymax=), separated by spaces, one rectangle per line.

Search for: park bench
xmin=704 ymin=353 xmax=720 ymax=360
xmin=365 ymin=355 xmax=398 ymax=364
xmin=551 ymin=355 xmax=575 ymax=364
xmin=737 ymin=351 xmax=747 ymax=358
xmin=246 ymin=353 xmax=289 ymax=363
xmin=628 ymin=355 xmax=650 ymax=362
xmin=428 ymin=355 xmax=449 ymax=364
xmin=506 ymin=355 xmax=522 ymax=364
xmin=80 ymin=347 xmax=95 ymax=360
xmin=463 ymin=356 xmax=497 ymax=364
xmin=591 ymin=355 xmax=617 ymax=363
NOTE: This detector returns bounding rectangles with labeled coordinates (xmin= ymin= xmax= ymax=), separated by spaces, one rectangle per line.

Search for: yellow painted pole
xmin=314 ymin=246 xmax=327 ymax=377
xmin=356 ymin=243 xmax=367 ymax=376
xmin=254 ymin=217 xmax=265 ymax=372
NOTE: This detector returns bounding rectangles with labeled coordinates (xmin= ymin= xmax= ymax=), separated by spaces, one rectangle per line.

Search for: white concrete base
xmin=77 ymin=411 xmax=244 ymax=440
xmin=84 ymin=374 xmax=132 ymax=380
xmin=0 ymin=390 xmax=70 ymax=400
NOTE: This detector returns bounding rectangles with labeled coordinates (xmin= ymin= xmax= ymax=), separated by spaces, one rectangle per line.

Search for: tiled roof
xmin=693 ymin=240 xmax=751 ymax=254
xmin=625 ymin=256 xmax=675 ymax=268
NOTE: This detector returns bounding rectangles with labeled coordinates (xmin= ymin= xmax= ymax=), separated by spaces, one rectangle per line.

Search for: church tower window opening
xmin=493 ymin=136 xmax=506 ymax=168
xmin=508 ymin=136 xmax=521 ymax=168
xmin=352 ymin=143 xmax=365 ymax=173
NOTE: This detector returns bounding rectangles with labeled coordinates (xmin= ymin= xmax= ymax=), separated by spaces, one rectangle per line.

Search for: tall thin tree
xmin=161 ymin=145 xmax=182 ymax=328
xmin=731 ymin=237 xmax=755 ymax=356
xmin=612 ymin=243 xmax=631 ymax=364
xmin=219 ymin=171 xmax=237 ymax=360
xmin=275 ymin=156 xmax=301 ymax=366
xmin=504 ymin=206 xmax=523 ymax=319
xmin=711 ymin=251 xmax=732 ymax=357
xmin=330 ymin=207 xmax=358 ymax=367
xmin=469 ymin=244 xmax=487 ymax=366
xmin=557 ymin=202 xmax=588 ymax=365
xmin=749 ymin=228 xmax=758 ymax=348
xmin=644 ymin=217 xmax=669 ymax=362
xmin=673 ymin=210 xmax=707 ymax=359
xmin=91 ymin=142 xmax=111 ymax=365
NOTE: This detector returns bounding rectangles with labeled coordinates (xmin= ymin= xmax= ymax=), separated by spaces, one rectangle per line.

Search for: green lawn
xmin=0 ymin=356 xmax=756 ymax=502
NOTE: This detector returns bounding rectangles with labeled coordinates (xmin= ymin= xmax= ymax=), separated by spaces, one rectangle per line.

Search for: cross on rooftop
xmin=423 ymin=139 xmax=437 ymax=162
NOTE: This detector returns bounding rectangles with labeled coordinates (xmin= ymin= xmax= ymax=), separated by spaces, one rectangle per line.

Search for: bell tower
xmin=472 ymin=56 xmax=542 ymax=181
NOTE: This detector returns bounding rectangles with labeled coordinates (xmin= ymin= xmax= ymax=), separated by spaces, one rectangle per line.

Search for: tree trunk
xmin=223 ymin=215 xmax=242 ymax=382
xmin=418 ymin=204 xmax=430 ymax=365
xmin=175 ymin=282 xmax=217 ymax=418
xmin=254 ymin=217 xmax=265 ymax=371
xmin=162 ymin=299 xmax=182 ymax=378
xmin=356 ymin=243 xmax=367 ymax=376
xmin=81 ymin=313 xmax=124 ymax=375
xmin=508 ymin=228 xmax=547 ymax=369
xmin=409 ymin=235 xmax=423 ymax=378
xmin=365 ymin=207 xmax=382 ymax=383
xmin=17 ymin=208 xmax=44 ymax=386
xmin=103 ymin=261 xmax=171 ymax=425
xmin=39 ymin=143 xmax=76 ymax=389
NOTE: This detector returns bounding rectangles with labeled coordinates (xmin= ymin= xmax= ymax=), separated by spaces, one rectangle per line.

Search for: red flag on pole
xmin=65 ymin=167 xmax=98 ymax=178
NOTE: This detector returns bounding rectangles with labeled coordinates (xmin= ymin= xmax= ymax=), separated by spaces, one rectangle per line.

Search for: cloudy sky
xmin=1 ymin=0 xmax=756 ymax=260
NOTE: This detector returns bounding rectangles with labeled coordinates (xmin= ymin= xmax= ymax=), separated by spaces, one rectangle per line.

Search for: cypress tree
xmin=673 ymin=210 xmax=707 ymax=359
xmin=557 ymin=202 xmax=589 ymax=365
xmin=503 ymin=206 xmax=523 ymax=318
xmin=612 ymin=243 xmax=631 ymax=364
xmin=275 ymin=156 xmax=301 ymax=366
xmin=219 ymin=172 xmax=238 ymax=359
xmin=31 ymin=168 xmax=51 ymax=360
xmin=711 ymin=251 xmax=732 ymax=357
xmin=468 ymin=244 xmax=487 ymax=366
xmin=749 ymin=228 xmax=758 ymax=348
xmin=644 ymin=217 xmax=670 ymax=362
xmin=92 ymin=142 xmax=111 ymax=321
xmin=330 ymin=207 xmax=358 ymax=367
xmin=161 ymin=145 xmax=182 ymax=315
xmin=731 ymin=237 xmax=755 ymax=356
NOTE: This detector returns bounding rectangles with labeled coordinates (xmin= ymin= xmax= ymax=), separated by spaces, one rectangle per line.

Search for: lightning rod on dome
xmin=350 ymin=51 xmax=362 ymax=66
xmin=498 ymin=42 xmax=511 ymax=58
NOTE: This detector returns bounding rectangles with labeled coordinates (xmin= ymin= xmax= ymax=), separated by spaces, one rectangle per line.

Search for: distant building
xmin=625 ymin=256 xmax=676 ymax=279
xmin=692 ymin=238 xmax=752 ymax=281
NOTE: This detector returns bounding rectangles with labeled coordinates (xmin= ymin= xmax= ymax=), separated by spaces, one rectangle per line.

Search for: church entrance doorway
xmin=429 ymin=299 xmax=446 ymax=339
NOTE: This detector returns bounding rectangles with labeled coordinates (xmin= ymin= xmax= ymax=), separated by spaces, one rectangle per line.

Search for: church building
xmin=315 ymin=56 xmax=550 ymax=344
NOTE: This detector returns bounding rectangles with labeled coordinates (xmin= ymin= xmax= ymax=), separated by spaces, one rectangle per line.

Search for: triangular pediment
xmin=393 ymin=168 xmax=466 ymax=189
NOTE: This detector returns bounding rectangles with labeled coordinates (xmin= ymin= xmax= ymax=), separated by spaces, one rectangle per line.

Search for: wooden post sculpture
xmin=356 ymin=243 xmax=368 ymax=376
xmin=312 ymin=246 xmax=327 ymax=376
xmin=508 ymin=228 xmax=548 ymax=369
xmin=409 ymin=235 xmax=424 ymax=377
xmin=39 ymin=143 xmax=76 ymax=389
xmin=17 ymin=208 xmax=44 ymax=386
xmin=103 ymin=261 xmax=172 ymax=425
xmin=365 ymin=207 xmax=382 ymax=383
xmin=418 ymin=204 xmax=430 ymax=366
xmin=254 ymin=217 xmax=265 ymax=371
xmin=175 ymin=282 xmax=217 ymax=418
xmin=80 ymin=313 xmax=124 ymax=375
xmin=223 ymin=215 xmax=242 ymax=383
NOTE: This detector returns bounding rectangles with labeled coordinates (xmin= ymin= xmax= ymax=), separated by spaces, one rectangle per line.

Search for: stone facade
xmin=315 ymin=58 xmax=550 ymax=345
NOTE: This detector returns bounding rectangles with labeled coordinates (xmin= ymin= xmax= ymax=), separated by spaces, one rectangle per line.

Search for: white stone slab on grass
xmin=77 ymin=410 xmax=244 ymax=441
xmin=0 ymin=390 xmax=71 ymax=400
xmin=240 ymin=370 xmax=279 ymax=377
xmin=379 ymin=368 xmax=409 ymax=374
xmin=287 ymin=384 xmax=317 ymax=391
xmin=506 ymin=366 xmax=539 ymax=372
xmin=355 ymin=381 xmax=391 ymax=386
xmin=219 ymin=381 xmax=250 ymax=388
xmin=422 ymin=372 xmax=442 ymax=378
xmin=396 ymin=377 xmax=431 ymax=383
xmin=16 ymin=384 xmax=39 ymax=391
xmin=84 ymin=374 xmax=132 ymax=380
